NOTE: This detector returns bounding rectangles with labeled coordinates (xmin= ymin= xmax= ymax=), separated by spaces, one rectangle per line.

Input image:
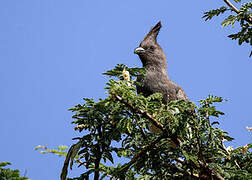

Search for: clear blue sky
xmin=0 ymin=0 xmax=251 ymax=179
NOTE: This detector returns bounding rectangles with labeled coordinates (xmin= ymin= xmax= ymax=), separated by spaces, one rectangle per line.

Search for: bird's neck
xmin=144 ymin=62 xmax=168 ymax=75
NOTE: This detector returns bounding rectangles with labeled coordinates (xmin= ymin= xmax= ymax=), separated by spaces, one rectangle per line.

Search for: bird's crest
xmin=143 ymin=21 xmax=162 ymax=43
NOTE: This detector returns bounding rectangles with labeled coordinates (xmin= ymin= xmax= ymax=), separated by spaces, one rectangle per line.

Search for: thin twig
xmin=112 ymin=93 xmax=164 ymax=130
xmin=111 ymin=92 xmax=181 ymax=146
xmin=224 ymin=0 xmax=239 ymax=13
xmin=223 ymin=0 xmax=252 ymax=24
xmin=80 ymin=162 xmax=118 ymax=180
xmin=111 ymin=92 xmax=224 ymax=180
xmin=94 ymin=124 xmax=103 ymax=180
xmin=221 ymin=141 xmax=241 ymax=169
xmin=198 ymin=161 xmax=225 ymax=180
xmin=175 ymin=158 xmax=225 ymax=180
xmin=162 ymin=161 xmax=200 ymax=178
xmin=125 ymin=111 xmax=147 ymax=140
xmin=120 ymin=135 xmax=165 ymax=173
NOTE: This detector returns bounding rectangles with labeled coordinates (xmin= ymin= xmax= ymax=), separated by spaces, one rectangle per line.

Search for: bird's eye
xmin=149 ymin=46 xmax=155 ymax=50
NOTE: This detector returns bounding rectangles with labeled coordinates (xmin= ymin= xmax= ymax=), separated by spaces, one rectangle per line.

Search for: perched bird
xmin=134 ymin=21 xmax=188 ymax=104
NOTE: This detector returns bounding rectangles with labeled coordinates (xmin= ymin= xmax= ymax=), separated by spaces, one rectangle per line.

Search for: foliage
xmin=0 ymin=162 xmax=28 ymax=180
xmin=34 ymin=145 xmax=68 ymax=157
xmin=203 ymin=0 xmax=252 ymax=57
xmin=38 ymin=64 xmax=252 ymax=180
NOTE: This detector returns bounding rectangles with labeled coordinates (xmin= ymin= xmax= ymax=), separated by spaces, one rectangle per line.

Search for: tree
xmin=36 ymin=64 xmax=252 ymax=180
xmin=35 ymin=2 xmax=252 ymax=179
xmin=203 ymin=0 xmax=252 ymax=57
xmin=0 ymin=162 xmax=28 ymax=180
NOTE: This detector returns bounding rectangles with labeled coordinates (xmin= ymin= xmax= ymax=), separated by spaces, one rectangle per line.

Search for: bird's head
xmin=134 ymin=21 xmax=167 ymax=70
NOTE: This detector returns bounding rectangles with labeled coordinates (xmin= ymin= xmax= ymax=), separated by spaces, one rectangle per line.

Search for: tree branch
xmin=223 ymin=0 xmax=252 ymax=24
xmin=162 ymin=161 xmax=200 ymax=179
xmin=94 ymin=124 xmax=103 ymax=180
xmin=111 ymin=92 xmax=224 ymax=180
xmin=223 ymin=0 xmax=239 ymax=13
xmin=198 ymin=161 xmax=225 ymax=180
xmin=111 ymin=93 xmax=164 ymax=130
xmin=175 ymin=158 xmax=224 ymax=180
xmin=110 ymin=92 xmax=180 ymax=146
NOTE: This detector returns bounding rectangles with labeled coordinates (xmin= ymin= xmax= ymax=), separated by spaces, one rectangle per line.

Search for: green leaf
xmin=0 ymin=162 xmax=11 ymax=167
xmin=203 ymin=6 xmax=227 ymax=21
xmin=38 ymin=64 xmax=252 ymax=179
xmin=221 ymin=15 xmax=237 ymax=27
xmin=0 ymin=162 xmax=28 ymax=180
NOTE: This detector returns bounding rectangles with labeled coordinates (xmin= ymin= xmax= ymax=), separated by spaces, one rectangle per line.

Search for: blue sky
xmin=0 ymin=0 xmax=251 ymax=179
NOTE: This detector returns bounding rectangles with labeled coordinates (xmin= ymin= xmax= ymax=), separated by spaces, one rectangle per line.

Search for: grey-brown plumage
xmin=134 ymin=21 xmax=188 ymax=104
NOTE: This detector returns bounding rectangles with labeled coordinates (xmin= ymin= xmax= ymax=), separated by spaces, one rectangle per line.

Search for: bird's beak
xmin=134 ymin=47 xmax=145 ymax=54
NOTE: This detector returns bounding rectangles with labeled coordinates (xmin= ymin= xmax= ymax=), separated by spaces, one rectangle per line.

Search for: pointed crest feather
xmin=143 ymin=21 xmax=162 ymax=42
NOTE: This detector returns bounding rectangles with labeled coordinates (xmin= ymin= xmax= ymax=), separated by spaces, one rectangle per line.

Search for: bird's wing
xmin=157 ymin=79 xmax=188 ymax=102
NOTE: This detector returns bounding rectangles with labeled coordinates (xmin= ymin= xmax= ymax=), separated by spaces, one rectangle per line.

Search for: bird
xmin=134 ymin=21 xmax=188 ymax=104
